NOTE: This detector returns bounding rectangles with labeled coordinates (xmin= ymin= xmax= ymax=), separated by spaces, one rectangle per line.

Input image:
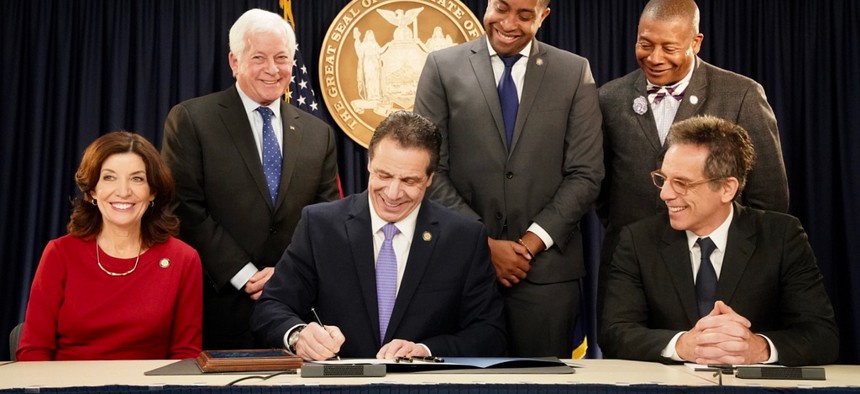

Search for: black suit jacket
xmin=162 ymin=85 xmax=339 ymax=347
xmin=599 ymin=204 xmax=838 ymax=366
xmin=251 ymin=192 xmax=507 ymax=357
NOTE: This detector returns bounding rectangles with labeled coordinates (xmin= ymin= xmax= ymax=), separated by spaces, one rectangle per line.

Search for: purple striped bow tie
xmin=647 ymin=85 xmax=684 ymax=104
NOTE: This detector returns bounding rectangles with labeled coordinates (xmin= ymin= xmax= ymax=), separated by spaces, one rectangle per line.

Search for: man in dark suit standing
xmin=251 ymin=111 xmax=506 ymax=360
xmin=413 ymin=0 xmax=603 ymax=358
xmin=162 ymin=9 xmax=339 ymax=349
xmin=597 ymin=0 xmax=789 ymax=313
xmin=599 ymin=115 xmax=838 ymax=366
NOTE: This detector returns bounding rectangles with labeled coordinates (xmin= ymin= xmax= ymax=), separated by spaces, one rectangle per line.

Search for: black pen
xmin=310 ymin=307 xmax=341 ymax=360
xmin=707 ymin=364 xmax=736 ymax=374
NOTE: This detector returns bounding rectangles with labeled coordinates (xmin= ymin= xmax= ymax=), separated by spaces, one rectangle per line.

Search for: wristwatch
xmin=287 ymin=325 xmax=305 ymax=353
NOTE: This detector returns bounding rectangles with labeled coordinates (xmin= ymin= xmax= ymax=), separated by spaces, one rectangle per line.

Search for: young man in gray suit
xmin=597 ymin=0 xmax=789 ymax=310
xmin=599 ymin=115 xmax=837 ymax=366
xmin=414 ymin=0 xmax=603 ymax=358
xmin=162 ymin=9 xmax=340 ymax=349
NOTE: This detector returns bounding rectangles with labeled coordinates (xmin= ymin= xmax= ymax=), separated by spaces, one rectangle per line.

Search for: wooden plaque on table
xmin=195 ymin=349 xmax=302 ymax=372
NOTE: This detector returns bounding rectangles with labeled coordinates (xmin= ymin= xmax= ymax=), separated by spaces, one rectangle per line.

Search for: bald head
xmin=641 ymin=0 xmax=700 ymax=35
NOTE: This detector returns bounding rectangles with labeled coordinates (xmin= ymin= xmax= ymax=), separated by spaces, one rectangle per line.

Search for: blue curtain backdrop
xmin=2 ymin=0 xmax=858 ymax=363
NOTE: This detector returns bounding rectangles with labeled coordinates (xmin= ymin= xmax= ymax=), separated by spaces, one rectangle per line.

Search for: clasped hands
xmin=293 ymin=322 xmax=430 ymax=361
xmin=244 ymin=267 xmax=275 ymax=300
xmin=489 ymin=233 xmax=544 ymax=287
xmin=676 ymin=301 xmax=770 ymax=365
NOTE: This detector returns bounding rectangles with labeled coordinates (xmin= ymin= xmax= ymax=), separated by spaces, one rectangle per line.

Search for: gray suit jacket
xmin=597 ymin=59 xmax=789 ymax=234
xmin=414 ymin=37 xmax=603 ymax=283
xmin=599 ymin=204 xmax=839 ymax=366
xmin=162 ymin=85 xmax=339 ymax=347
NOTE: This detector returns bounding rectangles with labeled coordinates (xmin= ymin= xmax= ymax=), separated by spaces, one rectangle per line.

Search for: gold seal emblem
xmin=159 ymin=258 xmax=170 ymax=268
xmin=319 ymin=0 xmax=483 ymax=147
xmin=422 ymin=231 xmax=432 ymax=241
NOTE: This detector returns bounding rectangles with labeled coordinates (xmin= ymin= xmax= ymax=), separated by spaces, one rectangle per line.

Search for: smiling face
xmin=229 ymin=30 xmax=293 ymax=105
xmin=367 ymin=138 xmax=433 ymax=223
xmin=635 ymin=15 xmax=702 ymax=86
xmin=659 ymin=143 xmax=734 ymax=236
xmin=90 ymin=152 xmax=155 ymax=233
xmin=484 ymin=0 xmax=550 ymax=56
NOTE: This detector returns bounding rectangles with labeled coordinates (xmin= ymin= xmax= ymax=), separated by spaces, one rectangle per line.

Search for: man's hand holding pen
xmin=295 ymin=322 xmax=345 ymax=361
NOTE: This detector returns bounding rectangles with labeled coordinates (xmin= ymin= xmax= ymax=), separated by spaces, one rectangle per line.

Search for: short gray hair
xmin=229 ymin=9 xmax=296 ymax=61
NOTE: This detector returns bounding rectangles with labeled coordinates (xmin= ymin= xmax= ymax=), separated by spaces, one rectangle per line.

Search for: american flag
xmin=288 ymin=44 xmax=344 ymax=197
xmin=288 ymin=46 xmax=321 ymax=118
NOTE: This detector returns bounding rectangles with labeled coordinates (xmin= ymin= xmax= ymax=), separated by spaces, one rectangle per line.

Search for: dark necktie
xmin=256 ymin=106 xmax=282 ymax=205
xmin=696 ymin=237 xmax=718 ymax=317
xmin=647 ymin=85 xmax=684 ymax=104
xmin=376 ymin=223 xmax=399 ymax=342
xmin=498 ymin=55 xmax=522 ymax=149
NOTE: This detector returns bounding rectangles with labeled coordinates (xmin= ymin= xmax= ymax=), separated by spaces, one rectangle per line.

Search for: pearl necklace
xmin=96 ymin=240 xmax=141 ymax=277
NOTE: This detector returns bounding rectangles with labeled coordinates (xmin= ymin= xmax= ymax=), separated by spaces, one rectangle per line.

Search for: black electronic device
xmin=300 ymin=363 xmax=386 ymax=377
xmin=736 ymin=366 xmax=825 ymax=380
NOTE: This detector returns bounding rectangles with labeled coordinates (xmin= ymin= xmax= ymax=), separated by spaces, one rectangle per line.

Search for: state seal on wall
xmin=319 ymin=0 xmax=483 ymax=148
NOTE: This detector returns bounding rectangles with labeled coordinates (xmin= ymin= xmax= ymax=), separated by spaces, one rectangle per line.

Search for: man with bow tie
xmin=251 ymin=111 xmax=506 ymax=360
xmin=596 ymin=0 xmax=789 ymax=311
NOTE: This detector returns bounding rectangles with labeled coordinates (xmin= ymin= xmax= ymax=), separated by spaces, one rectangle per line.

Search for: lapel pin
xmin=689 ymin=95 xmax=699 ymax=105
xmin=159 ymin=258 xmax=170 ymax=268
xmin=289 ymin=125 xmax=296 ymax=131
xmin=536 ymin=58 xmax=544 ymax=66
xmin=422 ymin=231 xmax=432 ymax=241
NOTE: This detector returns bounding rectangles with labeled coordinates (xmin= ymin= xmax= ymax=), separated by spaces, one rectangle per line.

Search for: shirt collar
xmin=686 ymin=204 xmax=734 ymax=253
xmin=486 ymin=37 xmax=532 ymax=60
xmin=367 ymin=194 xmax=420 ymax=241
xmin=235 ymin=83 xmax=282 ymax=120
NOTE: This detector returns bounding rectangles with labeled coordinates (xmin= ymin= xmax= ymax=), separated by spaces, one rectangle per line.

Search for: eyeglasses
xmin=650 ymin=171 xmax=722 ymax=195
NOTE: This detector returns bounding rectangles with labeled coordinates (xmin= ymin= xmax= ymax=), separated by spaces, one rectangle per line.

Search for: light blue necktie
xmin=256 ymin=106 xmax=282 ymax=205
xmin=498 ymin=54 xmax=522 ymax=149
xmin=376 ymin=223 xmax=399 ymax=342
xmin=696 ymin=237 xmax=718 ymax=317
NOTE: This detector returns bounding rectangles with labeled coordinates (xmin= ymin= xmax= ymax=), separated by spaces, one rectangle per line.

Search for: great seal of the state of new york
xmin=319 ymin=0 xmax=483 ymax=148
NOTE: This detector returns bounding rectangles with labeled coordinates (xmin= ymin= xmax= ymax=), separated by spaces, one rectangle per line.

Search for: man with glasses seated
xmin=598 ymin=115 xmax=838 ymax=366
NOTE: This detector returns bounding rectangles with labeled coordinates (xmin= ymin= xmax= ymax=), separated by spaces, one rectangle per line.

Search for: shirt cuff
xmin=758 ymin=334 xmax=779 ymax=364
xmin=229 ymin=262 xmax=258 ymax=290
xmin=661 ymin=331 xmax=686 ymax=361
xmin=527 ymin=223 xmax=554 ymax=250
xmin=284 ymin=324 xmax=308 ymax=353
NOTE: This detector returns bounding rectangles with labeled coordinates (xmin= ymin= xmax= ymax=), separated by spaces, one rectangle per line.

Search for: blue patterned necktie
xmin=498 ymin=55 xmax=522 ymax=149
xmin=256 ymin=106 xmax=282 ymax=205
xmin=376 ymin=223 xmax=399 ymax=342
xmin=696 ymin=237 xmax=718 ymax=317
